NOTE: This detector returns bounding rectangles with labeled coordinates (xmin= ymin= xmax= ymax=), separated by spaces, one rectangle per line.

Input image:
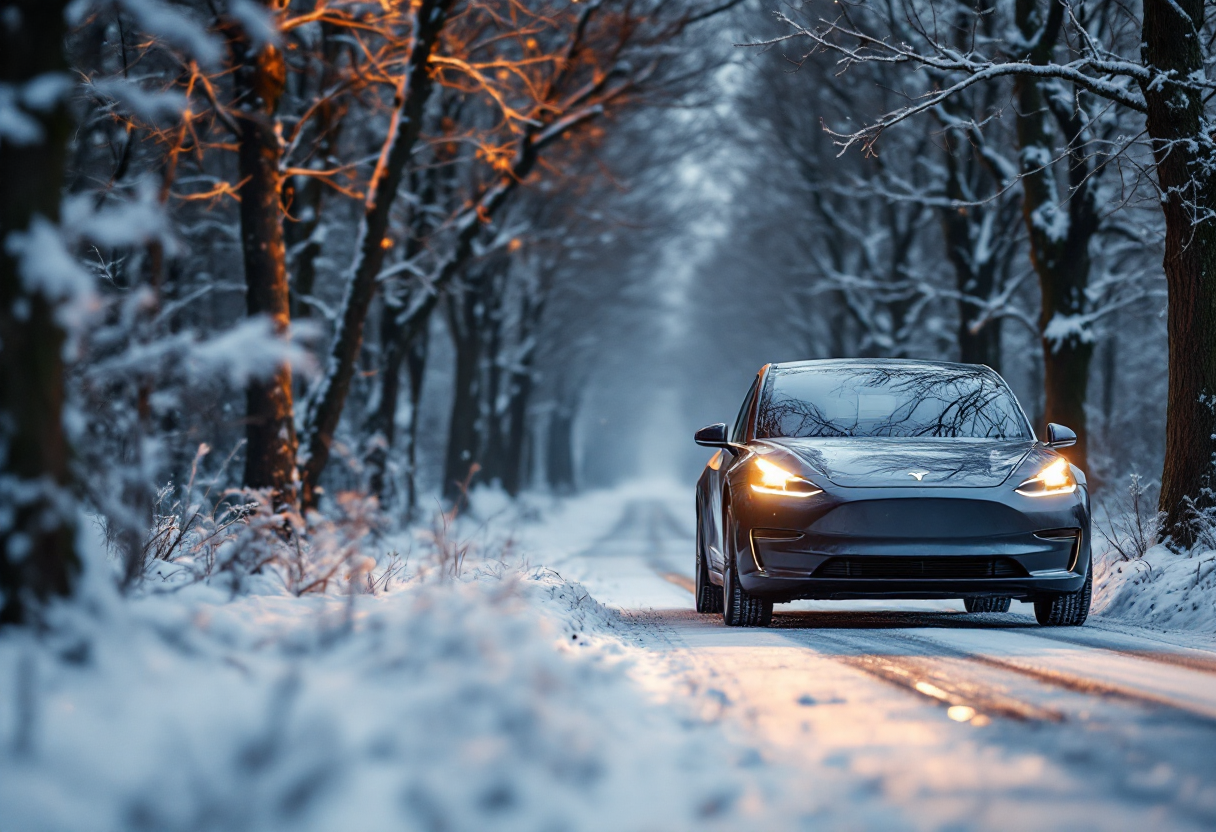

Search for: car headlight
xmin=1015 ymin=457 xmax=1077 ymax=497
xmin=751 ymin=457 xmax=823 ymax=497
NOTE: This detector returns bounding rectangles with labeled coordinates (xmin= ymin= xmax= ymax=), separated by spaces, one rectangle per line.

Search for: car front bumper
xmin=730 ymin=484 xmax=1090 ymax=603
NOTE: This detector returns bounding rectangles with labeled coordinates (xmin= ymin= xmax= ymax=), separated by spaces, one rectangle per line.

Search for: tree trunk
xmin=0 ymin=0 xmax=80 ymax=624
xmin=364 ymin=168 xmax=438 ymax=504
xmin=477 ymin=272 xmax=509 ymax=486
xmin=442 ymin=269 xmax=489 ymax=504
xmin=1101 ymin=320 xmax=1117 ymax=425
xmin=298 ymin=0 xmax=454 ymax=508
xmin=882 ymin=200 xmax=922 ymax=358
xmin=365 ymin=298 xmax=433 ymax=507
xmin=404 ymin=324 xmax=429 ymax=516
xmin=501 ymin=275 xmax=549 ymax=495
xmin=502 ymin=367 xmax=535 ymax=496
xmin=1140 ymin=0 xmax=1216 ymax=544
xmin=364 ymin=306 xmax=404 ymax=502
xmin=498 ymin=261 xmax=552 ymax=493
xmin=230 ymin=2 xmax=298 ymax=502
xmin=284 ymin=21 xmax=344 ymax=320
xmin=957 ymin=297 xmax=1001 ymax=369
xmin=938 ymin=131 xmax=1002 ymax=370
xmin=546 ymin=403 xmax=576 ymax=493
xmin=365 ymin=290 xmax=432 ymax=513
xmin=442 ymin=350 xmax=482 ymax=505
xmin=1013 ymin=0 xmax=1097 ymax=473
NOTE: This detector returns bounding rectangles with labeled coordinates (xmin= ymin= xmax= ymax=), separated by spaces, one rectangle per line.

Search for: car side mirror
xmin=1045 ymin=423 xmax=1077 ymax=448
xmin=694 ymin=423 xmax=730 ymax=449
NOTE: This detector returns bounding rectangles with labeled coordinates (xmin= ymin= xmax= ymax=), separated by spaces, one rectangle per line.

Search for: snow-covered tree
xmin=0 ymin=0 xmax=81 ymax=623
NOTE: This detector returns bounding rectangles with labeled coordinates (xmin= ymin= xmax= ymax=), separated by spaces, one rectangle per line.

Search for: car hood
xmin=760 ymin=437 xmax=1037 ymax=488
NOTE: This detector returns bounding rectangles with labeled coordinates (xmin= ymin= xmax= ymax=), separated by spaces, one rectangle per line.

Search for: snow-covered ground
xmin=1094 ymin=543 xmax=1216 ymax=633
xmin=0 ymin=488 xmax=802 ymax=832
xmin=4 ymin=481 xmax=1216 ymax=831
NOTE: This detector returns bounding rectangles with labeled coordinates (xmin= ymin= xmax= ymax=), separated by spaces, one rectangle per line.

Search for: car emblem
xmin=908 ymin=471 xmax=928 ymax=481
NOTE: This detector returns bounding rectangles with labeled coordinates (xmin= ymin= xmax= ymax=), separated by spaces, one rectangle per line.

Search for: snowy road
xmin=551 ymin=491 xmax=1216 ymax=831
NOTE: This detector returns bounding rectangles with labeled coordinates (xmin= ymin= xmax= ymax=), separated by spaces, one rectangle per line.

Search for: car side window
xmin=730 ymin=376 xmax=759 ymax=444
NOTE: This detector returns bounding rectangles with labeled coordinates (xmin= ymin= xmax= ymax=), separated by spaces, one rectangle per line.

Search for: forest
xmin=0 ymin=0 xmax=1210 ymax=618
xmin=10 ymin=1 xmax=1216 ymax=830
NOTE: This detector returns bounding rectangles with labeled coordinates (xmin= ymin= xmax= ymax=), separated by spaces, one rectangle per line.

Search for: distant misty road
xmin=559 ymin=496 xmax=1216 ymax=831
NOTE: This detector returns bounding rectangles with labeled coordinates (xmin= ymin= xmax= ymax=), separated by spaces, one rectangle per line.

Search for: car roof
xmin=767 ymin=357 xmax=994 ymax=373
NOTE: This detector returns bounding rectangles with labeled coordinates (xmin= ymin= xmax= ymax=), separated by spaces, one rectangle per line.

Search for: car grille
xmin=814 ymin=556 xmax=1028 ymax=579
xmin=811 ymin=499 xmax=1030 ymax=538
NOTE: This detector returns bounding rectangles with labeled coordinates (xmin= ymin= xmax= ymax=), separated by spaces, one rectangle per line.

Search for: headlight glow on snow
xmin=751 ymin=457 xmax=823 ymax=497
xmin=1015 ymin=457 xmax=1076 ymax=497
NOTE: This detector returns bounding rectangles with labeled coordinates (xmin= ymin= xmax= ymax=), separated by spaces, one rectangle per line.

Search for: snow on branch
xmin=742 ymin=6 xmax=1169 ymax=155
xmin=89 ymin=316 xmax=319 ymax=390
xmin=6 ymin=186 xmax=173 ymax=331
xmin=69 ymin=0 xmax=224 ymax=68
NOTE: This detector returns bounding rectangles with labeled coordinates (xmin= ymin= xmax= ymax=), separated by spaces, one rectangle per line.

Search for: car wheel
xmin=695 ymin=512 xmax=723 ymax=614
xmin=721 ymin=506 xmax=773 ymax=628
xmin=964 ymin=596 xmax=1011 ymax=613
xmin=1034 ymin=557 xmax=1092 ymax=626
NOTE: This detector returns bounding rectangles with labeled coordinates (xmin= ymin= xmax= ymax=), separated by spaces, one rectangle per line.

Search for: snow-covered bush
xmin=123 ymin=469 xmax=383 ymax=598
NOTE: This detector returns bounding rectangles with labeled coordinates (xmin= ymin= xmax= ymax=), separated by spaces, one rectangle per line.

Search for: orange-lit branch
xmin=298 ymin=0 xmax=459 ymax=508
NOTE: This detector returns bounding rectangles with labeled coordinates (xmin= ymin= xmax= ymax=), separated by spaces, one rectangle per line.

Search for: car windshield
xmin=755 ymin=365 xmax=1033 ymax=440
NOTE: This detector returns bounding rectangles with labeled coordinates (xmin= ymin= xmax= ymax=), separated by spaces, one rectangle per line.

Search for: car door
xmin=704 ymin=373 xmax=760 ymax=573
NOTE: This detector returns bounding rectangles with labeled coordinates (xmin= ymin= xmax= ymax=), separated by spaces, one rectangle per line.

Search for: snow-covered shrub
xmin=67 ymin=285 xmax=321 ymax=593
xmin=129 ymin=459 xmax=384 ymax=598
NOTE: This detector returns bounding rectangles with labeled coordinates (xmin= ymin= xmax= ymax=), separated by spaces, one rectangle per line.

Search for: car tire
xmin=1034 ymin=557 xmax=1092 ymax=626
xmin=695 ymin=512 xmax=723 ymax=614
xmin=722 ymin=506 xmax=773 ymax=628
xmin=964 ymin=596 xmax=1011 ymax=613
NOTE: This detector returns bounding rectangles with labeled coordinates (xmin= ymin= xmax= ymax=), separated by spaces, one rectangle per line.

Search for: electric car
xmin=693 ymin=359 xmax=1091 ymax=627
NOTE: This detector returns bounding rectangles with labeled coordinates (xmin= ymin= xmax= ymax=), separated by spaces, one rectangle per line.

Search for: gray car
xmin=693 ymin=359 xmax=1092 ymax=627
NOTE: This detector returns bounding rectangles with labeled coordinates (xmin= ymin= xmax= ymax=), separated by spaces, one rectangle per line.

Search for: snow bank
xmin=0 ymin=502 xmax=787 ymax=832
xmin=1091 ymin=480 xmax=1216 ymax=634
xmin=1094 ymin=544 xmax=1216 ymax=633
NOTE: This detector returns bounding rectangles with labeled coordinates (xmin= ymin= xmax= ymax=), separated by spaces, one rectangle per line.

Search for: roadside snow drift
xmin=1094 ymin=544 xmax=1216 ymax=633
xmin=0 ymin=512 xmax=787 ymax=832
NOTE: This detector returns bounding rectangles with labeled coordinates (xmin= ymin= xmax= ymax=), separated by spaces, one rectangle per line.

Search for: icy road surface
xmin=546 ymin=486 xmax=1216 ymax=831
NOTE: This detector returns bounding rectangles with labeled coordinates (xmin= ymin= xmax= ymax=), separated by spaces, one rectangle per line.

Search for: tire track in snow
xmin=1009 ymin=627 xmax=1216 ymax=677
xmin=781 ymin=621 xmax=1216 ymax=727
xmin=771 ymin=624 xmax=1068 ymax=724
xmin=831 ymin=651 xmax=1064 ymax=723
xmin=882 ymin=628 xmax=1216 ymax=724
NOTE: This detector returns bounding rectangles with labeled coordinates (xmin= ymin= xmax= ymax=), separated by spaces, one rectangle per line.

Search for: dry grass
xmin=1096 ymin=473 xmax=1164 ymax=562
